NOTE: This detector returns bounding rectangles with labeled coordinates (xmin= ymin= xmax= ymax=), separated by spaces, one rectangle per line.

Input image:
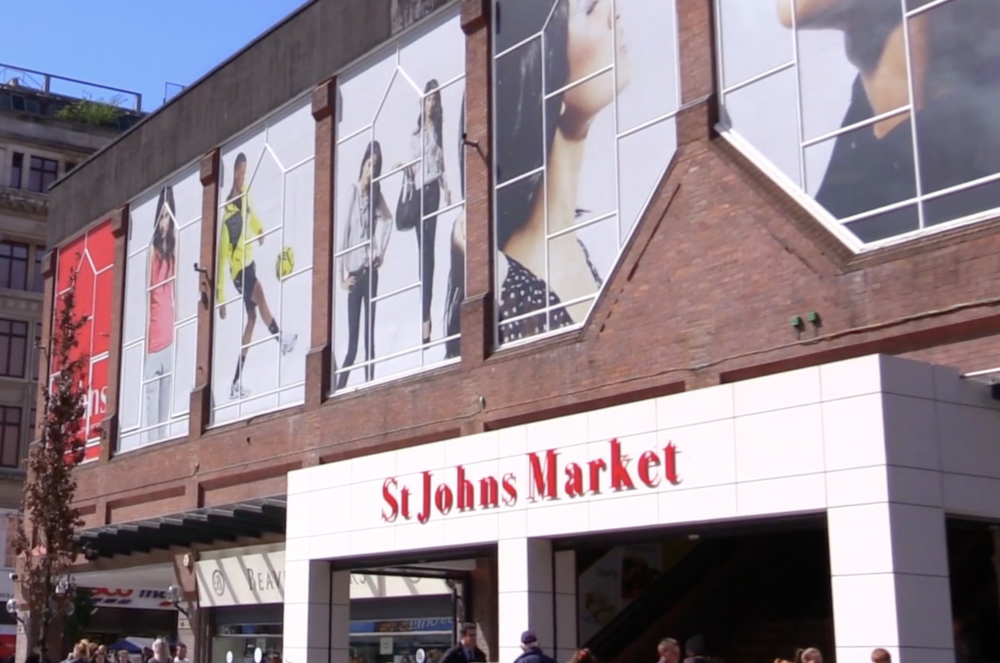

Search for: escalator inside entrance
xmin=570 ymin=522 xmax=834 ymax=663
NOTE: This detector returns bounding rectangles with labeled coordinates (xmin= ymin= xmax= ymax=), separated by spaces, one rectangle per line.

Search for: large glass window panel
xmin=373 ymin=287 xmax=422 ymax=364
xmin=119 ymin=344 xmax=143 ymax=434
xmin=845 ymin=205 xmax=920 ymax=244
xmin=266 ymin=101 xmax=317 ymax=171
xmin=283 ymin=160 xmax=316 ymax=272
xmin=723 ymin=67 xmax=802 ymax=187
xmin=911 ymin=0 xmax=1000 ymax=197
xmin=338 ymin=51 xmax=397 ymax=139
xmin=494 ymin=0 xmax=556 ymax=54
xmin=494 ymin=40 xmax=547 ymax=185
xmin=333 ymin=7 xmax=465 ymax=393
xmin=547 ymin=214 xmax=616 ymax=325
xmin=716 ymin=0 xmax=1000 ymax=245
xmin=118 ymin=166 xmax=201 ymax=451
xmin=176 ymin=219 xmax=202 ymax=324
xmin=376 ymin=348 xmax=423 ymax=384
xmin=558 ymin=75 xmax=617 ymax=228
xmin=617 ymin=117 xmax=677 ymax=242
xmin=399 ymin=12 xmax=465 ymax=96
xmin=615 ymin=0 xmax=679 ymax=134
xmin=492 ymin=0 xmax=680 ymax=347
xmin=277 ymin=270 xmax=311 ymax=390
xmin=803 ymin=113 xmax=917 ymax=220
xmin=923 ymin=179 xmax=1000 ymax=228
xmin=717 ymin=0 xmax=793 ymax=91
xmin=212 ymin=96 xmax=314 ymax=423
xmin=173 ymin=319 xmax=197 ymax=417
xmin=797 ymin=29 xmax=877 ymax=142
xmin=122 ymin=253 xmax=148 ymax=345
xmin=238 ymin=388 xmax=281 ymax=420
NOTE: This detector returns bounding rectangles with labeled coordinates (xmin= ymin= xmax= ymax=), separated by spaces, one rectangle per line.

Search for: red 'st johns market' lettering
xmin=381 ymin=439 xmax=680 ymax=525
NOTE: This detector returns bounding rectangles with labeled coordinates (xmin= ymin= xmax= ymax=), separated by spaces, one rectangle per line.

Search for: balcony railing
xmin=0 ymin=63 xmax=142 ymax=112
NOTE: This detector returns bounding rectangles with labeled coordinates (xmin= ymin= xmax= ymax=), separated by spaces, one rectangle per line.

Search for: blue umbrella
xmin=108 ymin=641 xmax=143 ymax=654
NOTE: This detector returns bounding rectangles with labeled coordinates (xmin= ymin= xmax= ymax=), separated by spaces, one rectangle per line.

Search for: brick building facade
xmin=35 ymin=1 xmax=1000 ymax=662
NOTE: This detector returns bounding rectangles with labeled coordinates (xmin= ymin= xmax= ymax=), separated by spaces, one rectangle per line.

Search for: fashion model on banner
xmin=494 ymin=0 xmax=631 ymax=342
xmin=216 ymin=152 xmax=297 ymax=401
xmin=399 ymin=79 xmax=453 ymax=345
xmin=145 ymin=186 xmax=176 ymax=440
xmin=777 ymin=0 xmax=1000 ymax=230
xmin=337 ymin=141 xmax=393 ymax=389
xmin=443 ymin=92 xmax=466 ymax=360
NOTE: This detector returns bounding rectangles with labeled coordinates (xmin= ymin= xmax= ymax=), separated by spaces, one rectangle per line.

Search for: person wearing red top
xmin=145 ymin=186 xmax=177 ymax=441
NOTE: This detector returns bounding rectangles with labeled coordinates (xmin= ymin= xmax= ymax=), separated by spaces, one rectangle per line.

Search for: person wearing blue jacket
xmin=512 ymin=631 xmax=559 ymax=663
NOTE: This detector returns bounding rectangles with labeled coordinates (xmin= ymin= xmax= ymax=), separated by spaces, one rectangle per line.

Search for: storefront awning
xmin=76 ymin=497 xmax=286 ymax=559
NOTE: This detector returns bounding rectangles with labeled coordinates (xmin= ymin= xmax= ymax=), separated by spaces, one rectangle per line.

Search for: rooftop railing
xmin=0 ymin=62 xmax=142 ymax=112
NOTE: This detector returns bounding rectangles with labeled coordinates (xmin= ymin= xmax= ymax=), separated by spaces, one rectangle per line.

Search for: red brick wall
xmin=58 ymin=0 xmax=1000 ymax=527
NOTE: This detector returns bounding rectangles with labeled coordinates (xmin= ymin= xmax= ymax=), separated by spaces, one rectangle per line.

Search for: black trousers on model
xmin=337 ymin=265 xmax=379 ymax=390
xmin=416 ymin=179 xmax=440 ymax=338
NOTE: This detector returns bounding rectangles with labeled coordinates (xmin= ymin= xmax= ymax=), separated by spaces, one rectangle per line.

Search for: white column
xmin=498 ymin=538 xmax=554 ymax=663
xmin=828 ymin=501 xmax=954 ymax=663
xmin=283 ymin=560 xmax=333 ymax=663
xmin=330 ymin=571 xmax=352 ymax=663
xmin=554 ymin=550 xmax=577 ymax=663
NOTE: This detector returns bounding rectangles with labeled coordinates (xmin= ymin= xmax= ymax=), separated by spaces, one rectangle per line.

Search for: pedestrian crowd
xmin=59 ymin=639 xmax=188 ymax=663
xmin=438 ymin=622 xmax=924 ymax=663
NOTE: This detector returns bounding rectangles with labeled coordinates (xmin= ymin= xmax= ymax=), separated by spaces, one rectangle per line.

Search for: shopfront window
xmin=211 ymin=622 xmax=282 ymax=663
xmin=350 ymin=618 xmax=454 ymax=663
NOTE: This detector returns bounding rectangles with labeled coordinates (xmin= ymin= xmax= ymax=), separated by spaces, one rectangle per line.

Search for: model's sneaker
xmin=280 ymin=331 xmax=298 ymax=355
xmin=230 ymin=381 xmax=250 ymax=400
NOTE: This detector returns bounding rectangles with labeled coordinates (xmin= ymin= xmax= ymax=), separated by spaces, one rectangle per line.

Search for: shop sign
xmin=85 ymin=587 xmax=174 ymax=610
xmin=351 ymin=618 xmax=454 ymax=635
xmin=381 ymin=438 xmax=681 ymax=525
xmin=196 ymin=551 xmax=453 ymax=606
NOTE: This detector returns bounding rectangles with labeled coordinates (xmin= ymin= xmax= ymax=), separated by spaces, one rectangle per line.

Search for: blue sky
xmin=1 ymin=0 xmax=307 ymax=112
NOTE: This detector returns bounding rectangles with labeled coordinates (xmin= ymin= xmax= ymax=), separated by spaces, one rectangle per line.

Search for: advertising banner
xmin=84 ymin=586 xmax=175 ymax=610
xmin=212 ymin=99 xmax=315 ymax=424
xmin=333 ymin=8 xmax=466 ymax=390
xmin=491 ymin=0 xmax=680 ymax=344
xmin=717 ymin=0 xmax=1000 ymax=244
xmin=118 ymin=166 xmax=202 ymax=451
xmin=54 ymin=220 xmax=114 ymax=462
xmin=196 ymin=549 xmax=452 ymax=607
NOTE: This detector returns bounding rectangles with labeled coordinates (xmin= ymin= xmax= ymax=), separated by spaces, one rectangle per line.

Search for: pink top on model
xmin=147 ymin=251 xmax=176 ymax=354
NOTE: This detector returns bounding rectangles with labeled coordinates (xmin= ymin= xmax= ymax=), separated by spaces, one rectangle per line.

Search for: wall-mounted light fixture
xmin=5 ymin=599 xmax=24 ymax=626
xmin=166 ymin=584 xmax=190 ymax=617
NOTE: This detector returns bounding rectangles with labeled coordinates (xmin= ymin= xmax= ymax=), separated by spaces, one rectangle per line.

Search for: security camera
xmin=7 ymin=573 xmax=16 ymax=581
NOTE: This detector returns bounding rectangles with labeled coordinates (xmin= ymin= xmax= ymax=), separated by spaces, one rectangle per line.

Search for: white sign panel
xmin=196 ymin=550 xmax=452 ymax=607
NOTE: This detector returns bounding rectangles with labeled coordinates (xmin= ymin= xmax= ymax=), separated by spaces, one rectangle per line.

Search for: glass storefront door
xmin=350 ymin=618 xmax=454 ymax=663
xmin=211 ymin=622 xmax=283 ymax=663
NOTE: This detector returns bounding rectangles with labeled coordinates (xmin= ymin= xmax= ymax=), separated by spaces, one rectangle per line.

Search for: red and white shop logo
xmin=89 ymin=587 xmax=172 ymax=607
xmin=381 ymin=438 xmax=681 ymax=525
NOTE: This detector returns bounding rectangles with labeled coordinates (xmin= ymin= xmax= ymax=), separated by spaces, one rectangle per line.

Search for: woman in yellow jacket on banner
xmin=216 ymin=152 xmax=297 ymax=400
